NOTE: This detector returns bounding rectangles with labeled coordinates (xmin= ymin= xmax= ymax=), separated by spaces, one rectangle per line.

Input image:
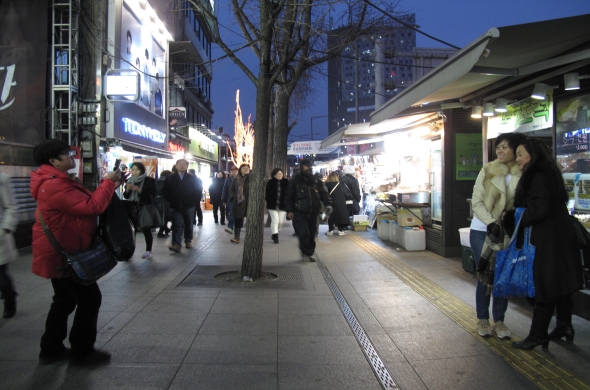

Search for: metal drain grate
xmin=316 ymin=258 xmax=400 ymax=390
xmin=177 ymin=265 xmax=305 ymax=290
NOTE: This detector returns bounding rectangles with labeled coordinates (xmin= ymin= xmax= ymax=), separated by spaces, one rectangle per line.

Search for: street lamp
xmin=310 ymin=115 xmax=328 ymax=141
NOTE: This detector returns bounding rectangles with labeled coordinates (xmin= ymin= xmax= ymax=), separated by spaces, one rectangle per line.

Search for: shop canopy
xmin=320 ymin=112 xmax=437 ymax=149
xmin=370 ymin=14 xmax=590 ymax=125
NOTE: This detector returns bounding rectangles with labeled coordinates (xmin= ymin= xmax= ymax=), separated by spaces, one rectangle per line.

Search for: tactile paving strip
xmin=316 ymin=257 xmax=400 ymax=390
xmin=347 ymin=232 xmax=590 ymax=390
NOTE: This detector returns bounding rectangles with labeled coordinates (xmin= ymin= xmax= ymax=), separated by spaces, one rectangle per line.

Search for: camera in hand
xmin=113 ymin=159 xmax=121 ymax=171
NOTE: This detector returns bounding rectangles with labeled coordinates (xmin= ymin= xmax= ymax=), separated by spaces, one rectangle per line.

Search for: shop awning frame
xmin=321 ymin=112 xmax=438 ymax=149
xmin=370 ymin=14 xmax=590 ymax=125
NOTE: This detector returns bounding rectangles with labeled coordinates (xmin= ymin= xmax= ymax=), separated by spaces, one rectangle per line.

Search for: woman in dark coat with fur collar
xmin=506 ymin=138 xmax=583 ymax=350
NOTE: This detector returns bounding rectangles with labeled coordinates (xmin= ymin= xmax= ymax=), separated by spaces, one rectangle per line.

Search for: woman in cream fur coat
xmin=469 ymin=132 xmax=527 ymax=339
xmin=0 ymin=172 xmax=19 ymax=318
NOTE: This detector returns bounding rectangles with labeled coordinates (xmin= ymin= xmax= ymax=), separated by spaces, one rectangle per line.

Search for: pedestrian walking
xmin=209 ymin=171 xmax=226 ymax=224
xmin=265 ymin=168 xmax=288 ymax=244
xmin=0 ymin=172 xmax=18 ymax=318
xmin=123 ymin=162 xmax=156 ymax=259
xmin=222 ymin=166 xmax=238 ymax=234
xmin=189 ymin=169 xmax=203 ymax=225
xmin=156 ymin=170 xmax=172 ymax=237
xmin=341 ymin=165 xmax=362 ymax=217
xmin=229 ymin=164 xmax=250 ymax=243
xmin=163 ymin=159 xmax=200 ymax=252
xmin=324 ymin=172 xmax=350 ymax=236
xmin=285 ymin=159 xmax=333 ymax=262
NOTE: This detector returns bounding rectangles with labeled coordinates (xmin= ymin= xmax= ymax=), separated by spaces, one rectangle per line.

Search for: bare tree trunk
xmin=273 ymin=91 xmax=290 ymax=174
xmin=241 ymin=0 xmax=274 ymax=280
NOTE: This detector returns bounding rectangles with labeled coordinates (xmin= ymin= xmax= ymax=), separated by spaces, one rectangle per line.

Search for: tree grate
xmin=177 ymin=265 xmax=305 ymax=290
xmin=316 ymin=257 xmax=400 ymax=390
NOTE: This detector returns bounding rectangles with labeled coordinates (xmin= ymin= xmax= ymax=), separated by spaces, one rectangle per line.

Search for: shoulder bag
xmin=138 ymin=196 xmax=164 ymax=230
xmin=38 ymin=211 xmax=118 ymax=285
xmin=492 ymin=208 xmax=536 ymax=298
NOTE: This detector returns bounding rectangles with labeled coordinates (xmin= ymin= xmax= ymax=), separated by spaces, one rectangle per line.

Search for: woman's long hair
xmin=238 ymin=164 xmax=250 ymax=177
xmin=326 ymin=172 xmax=339 ymax=183
xmin=515 ymin=138 xmax=568 ymax=204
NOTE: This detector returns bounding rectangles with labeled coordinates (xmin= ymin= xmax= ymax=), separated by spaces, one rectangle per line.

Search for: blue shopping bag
xmin=492 ymin=208 xmax=536 ymax=298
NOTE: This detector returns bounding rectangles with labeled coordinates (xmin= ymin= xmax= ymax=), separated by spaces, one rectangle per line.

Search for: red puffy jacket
xmin=30 ymin=165 xmax=116 ymax=279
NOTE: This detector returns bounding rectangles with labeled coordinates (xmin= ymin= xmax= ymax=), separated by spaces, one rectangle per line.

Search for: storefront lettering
xmin=199 ymin=139 xmax=216 ymax=154
xmin=0 ymin=64 xmax=16 ymax=111
xmin=168 ymin=142 xmax=185 ymax=152
xmin=122 ymin=117 xmax=166 ymax=143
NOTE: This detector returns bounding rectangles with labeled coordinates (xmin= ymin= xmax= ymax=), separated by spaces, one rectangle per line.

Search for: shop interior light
xmin=531 ymin=83 xmax=549 ymax=100
xmin=482 ymin=103 xmax=494 ymax=117
xmin=471 ymin=105 xmax=483 ymax=118
xmin=495 ymin=98 xmax=508 ymax=112
xmin=564 ymin=73 xmax=590 ymax=90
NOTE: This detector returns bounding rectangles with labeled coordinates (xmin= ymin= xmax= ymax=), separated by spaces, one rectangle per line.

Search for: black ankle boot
xmin=513 ymin=330 xmax=549 ymax=350
xmin=549 ymin=323 xmax=575 ymax=343
xmin=272 ymin=233 xmax=278 ymax=244
xmin=3 ymin=297 xmax=16 ymax=319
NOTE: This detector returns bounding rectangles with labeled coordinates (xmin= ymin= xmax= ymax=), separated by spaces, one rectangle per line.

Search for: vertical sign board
xmin=0 ymin=0 xmax=47 ymax=146
xmin=455 ymin=134 xmax=483 ymax=180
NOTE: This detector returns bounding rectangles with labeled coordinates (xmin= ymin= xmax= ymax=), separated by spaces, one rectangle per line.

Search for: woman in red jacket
xmin=31 ymin=139 xmax=120 ymax=366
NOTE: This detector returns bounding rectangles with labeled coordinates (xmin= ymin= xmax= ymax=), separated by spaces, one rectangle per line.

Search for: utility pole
xmin=310 ymin=115 xmax=328 ymax=141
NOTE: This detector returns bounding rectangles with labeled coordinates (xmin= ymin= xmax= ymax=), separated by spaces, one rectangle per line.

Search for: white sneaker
xmin=337 ymin=231 xmax=346 ymax=236
xmin=493 ymin=321 xmax=511 ymax=339
xmin=141 ymin=251 xmax=153 ymax=259
xmin=477 ymin=319 xmax=492 ymax=337
xmin=326 ymin=231 xmax=334 ymax=236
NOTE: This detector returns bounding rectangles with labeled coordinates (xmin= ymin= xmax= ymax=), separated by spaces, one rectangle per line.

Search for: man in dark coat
xmin=163 ymin=159 xmax=200 ymax=252
xmin=209 ymin=172 xmax=226 ymax=224
xmin=189 ymin=169 xmax=203 ymax=225
xmin=341 ymin=165 xmax=362 ymax=217
xmin=285 ymin=159 xmax=333 ymax=262
xmin=222 ymin=166 xmax=239 ymax=234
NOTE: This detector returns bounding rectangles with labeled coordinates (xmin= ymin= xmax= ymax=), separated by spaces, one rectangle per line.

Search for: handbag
xmin=38 ymin=211 xmax=118 ymax=285
xmin=492 ymin=208 xmax=536 ymax=298
xmin=138 ymin=197 xmax=164 ymax=230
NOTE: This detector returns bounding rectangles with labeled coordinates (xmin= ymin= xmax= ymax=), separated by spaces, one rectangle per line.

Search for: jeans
xmin=268 ymin=209 xmax=286 ymax=234
xmin=293 ymin=212 xmax=318 ymax=256
xmin=226 ymin=201 xmax=235 ymax=229
xmin=40 ymin=278 xmax=101 ymax=357
xmin=213 ymin=203 xmax=225 ymax=223
xmin=170 ymin=207 xmax=195 ymax=246
xmin=470 ymin=229 xmax=508 ymax=321
xmin=0 ymin=264 xmax=16 ymax=300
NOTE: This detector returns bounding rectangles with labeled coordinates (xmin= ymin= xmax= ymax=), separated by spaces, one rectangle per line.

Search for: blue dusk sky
xmin=209 ymin=0 xmax=590 ymax=143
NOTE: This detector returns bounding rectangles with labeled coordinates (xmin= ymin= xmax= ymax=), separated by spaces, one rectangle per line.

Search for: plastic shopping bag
xmin=99 ymin=194 xmax=136 ymax=261
xmin=492 ymin=208 xmax=536 ymax=298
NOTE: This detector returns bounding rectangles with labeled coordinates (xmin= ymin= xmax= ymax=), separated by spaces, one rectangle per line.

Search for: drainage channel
xmin=316 ymin=257 xmax=400 ymax=390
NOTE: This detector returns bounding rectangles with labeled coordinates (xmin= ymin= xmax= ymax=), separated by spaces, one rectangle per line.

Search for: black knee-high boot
xmin=549 ymin=294 xmax=575 ymax=343
xmin=513 ymin=301 xmax=553 ymax=350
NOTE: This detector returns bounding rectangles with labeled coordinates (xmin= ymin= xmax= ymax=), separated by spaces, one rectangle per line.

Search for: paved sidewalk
xmin=0 ymin=211 xmax=588 ymax=389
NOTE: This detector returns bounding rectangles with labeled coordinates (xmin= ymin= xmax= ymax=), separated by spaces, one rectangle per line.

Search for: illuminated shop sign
xmin=0 ymin=64 xmax=16 ymax=111
xmin=122 ymin=117 xmax=166 ymax=143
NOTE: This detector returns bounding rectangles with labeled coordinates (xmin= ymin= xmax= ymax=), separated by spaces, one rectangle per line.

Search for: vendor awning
xmin=371 ymin=14 xmax=590 ymax=125
xmin=321 ymin=112 xmax=438 ymax=149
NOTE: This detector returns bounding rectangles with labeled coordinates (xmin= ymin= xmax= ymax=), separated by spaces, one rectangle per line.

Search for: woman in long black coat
xmin=506 ymin=138 xmax=583 ymax=350
xmin=209 ymin=171 xmax=226 ymax=224
xmin=229 ymin=164 xmax=250 ymax=243
xmin=324 ymin=172 xmax=350 ymax=235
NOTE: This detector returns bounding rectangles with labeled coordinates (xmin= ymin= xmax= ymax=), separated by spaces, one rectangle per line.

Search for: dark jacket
xmin=507 ymin=170 xmax=583 ymax=303
xmin=209 ymin=176 xmax=225 ymax=205
xmin=155 ymin=176 xmax=170 ymax=219
xmin=341 ymin=174 xmax=361 ymax=202
xmin=265 ymin=178 xmax=289 ymax=210
xmin=221 ymin=175 xmax=235 ymax=203
xmin=230 ymin=174 xmax=250 ymax=219
xmin=194 ymin=176 xmax=203 ymax=202
xmin=162 ymin=172 xmax=200 ymax=210
xmin=325 ymin=181 xmax=350 ymax=225
xmin=284 ymin=172 xmax=333 ymax=215
xmin=123 ymin=176 xmax=156 ymax=204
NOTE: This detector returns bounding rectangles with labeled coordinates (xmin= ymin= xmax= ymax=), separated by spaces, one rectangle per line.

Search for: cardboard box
xmin=352 ymin=225 xmax=368 ymax=231
xmin=397 ymin=208 xmax=423 ymax=227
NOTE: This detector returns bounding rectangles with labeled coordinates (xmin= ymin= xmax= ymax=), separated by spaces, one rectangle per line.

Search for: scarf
xmin=126 ymin=173 xmax=146 ymax=203
xmin=236 ymin=174 xmax=247 ymax=204
xmin=476 ymin=220 xmax=508 ymax=295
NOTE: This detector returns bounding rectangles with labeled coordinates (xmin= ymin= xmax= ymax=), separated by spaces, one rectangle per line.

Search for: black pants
xmin=293 ymin=212 xmax=318 ymax=256
xmin=212 ymin=203 xmax=225 ymax=223
xmin=530 ymin=294 xmax=573 ymax=336
xmin=0 ymin=264 xmax=16 ymax=300
xmin=40 ymin=278 xmax=102 ymax=357
xmin=194 ymin=203 xmax=203 ymax=224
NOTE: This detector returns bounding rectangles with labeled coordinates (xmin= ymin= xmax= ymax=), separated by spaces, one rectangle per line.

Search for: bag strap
xmin=506 ymin=208 xmax=531 ymax=248
xmin=329 ymin=182 xmax=339 ymax=195
xmin=38 ymin=210 xmax=64 ymax=254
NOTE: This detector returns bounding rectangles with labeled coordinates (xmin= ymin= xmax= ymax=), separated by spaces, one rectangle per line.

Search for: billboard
xmin=0 ymin=0 xmax=47 ymax=146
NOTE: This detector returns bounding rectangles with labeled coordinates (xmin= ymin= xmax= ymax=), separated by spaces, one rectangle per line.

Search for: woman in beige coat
xmin=470 ymin=132 xmax=527 ymax=339
xmin=0 ymin=172 xmax=19 ymax=318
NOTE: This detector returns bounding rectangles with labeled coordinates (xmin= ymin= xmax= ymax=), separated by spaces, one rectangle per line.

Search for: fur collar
xmin=483 ymin=159 xmax=521 ymax=180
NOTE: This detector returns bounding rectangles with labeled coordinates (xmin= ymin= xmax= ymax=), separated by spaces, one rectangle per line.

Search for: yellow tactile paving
xmin=346 ymin=233 xmax=590 ymax=390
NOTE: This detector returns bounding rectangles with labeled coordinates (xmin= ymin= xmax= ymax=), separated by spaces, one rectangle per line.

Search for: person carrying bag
xmin=123 ymin=162 xmax=157 ymax=259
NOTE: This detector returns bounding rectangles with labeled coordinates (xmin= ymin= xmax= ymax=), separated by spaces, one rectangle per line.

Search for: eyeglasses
xmin=60 ymin=150 xmax=76 ymax=156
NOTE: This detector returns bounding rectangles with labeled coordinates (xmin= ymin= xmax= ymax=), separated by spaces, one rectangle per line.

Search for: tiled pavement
xmin=0 ymin=210 xmax=588 ymax=389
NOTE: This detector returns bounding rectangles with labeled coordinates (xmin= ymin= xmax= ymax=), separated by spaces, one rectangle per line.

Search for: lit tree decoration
xmin=226 ymin=90 xmax=254 ymax=167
